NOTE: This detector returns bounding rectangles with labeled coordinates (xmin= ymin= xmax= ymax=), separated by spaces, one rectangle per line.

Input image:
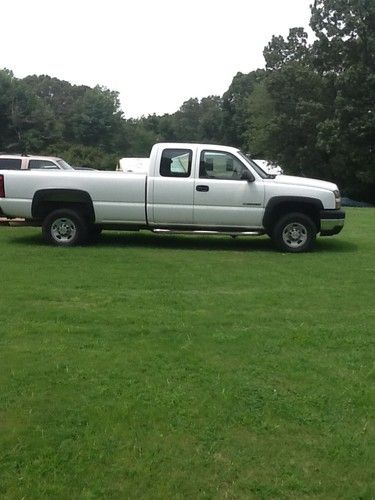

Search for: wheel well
xmin=32 ymin=189 xmax=95 ymax=222
xmin=264 ymin=199 xmax=322 ymax=233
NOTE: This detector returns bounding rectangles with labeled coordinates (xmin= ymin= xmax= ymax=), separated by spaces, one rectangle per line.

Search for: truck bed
xmin=0 ymin=170 xmax=147 ymax=224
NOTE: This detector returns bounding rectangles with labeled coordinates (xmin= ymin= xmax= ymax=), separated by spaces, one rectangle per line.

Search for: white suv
xmin=0 ymin=155 xmax=74 ymax=171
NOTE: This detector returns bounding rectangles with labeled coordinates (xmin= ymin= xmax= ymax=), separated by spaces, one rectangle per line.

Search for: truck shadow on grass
xmin=95 ymin=232 xmax=357 ymax=253
xmin=9 ymin=230 xmax=357 ymax=253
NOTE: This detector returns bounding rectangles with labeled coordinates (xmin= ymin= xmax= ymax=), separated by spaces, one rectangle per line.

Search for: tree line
xmin=0 ymin=0 xmax=374 ymax=202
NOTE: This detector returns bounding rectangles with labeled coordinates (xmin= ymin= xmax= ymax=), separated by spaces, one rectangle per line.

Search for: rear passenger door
xmin=149 ymin=147 xmax=195 ymax=225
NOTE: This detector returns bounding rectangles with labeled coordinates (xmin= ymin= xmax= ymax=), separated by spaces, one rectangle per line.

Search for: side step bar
xmin=152 ymin=229 xmax=264 ymax=237
xmin=0 ymin=217 xmax=27 ymax=227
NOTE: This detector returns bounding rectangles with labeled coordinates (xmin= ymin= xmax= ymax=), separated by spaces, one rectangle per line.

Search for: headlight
xmin=334 ymin=189 xmax=341 ymax=209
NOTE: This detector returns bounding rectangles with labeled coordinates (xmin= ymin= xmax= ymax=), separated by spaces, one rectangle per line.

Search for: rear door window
xmin=0 ymin=158 xmax=22 ymax=170
xmin=159 ymin=149 xmax=192 ymax=177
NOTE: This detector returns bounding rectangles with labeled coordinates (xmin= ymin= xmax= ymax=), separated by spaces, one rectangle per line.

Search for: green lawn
xmin=0 ymin=208 xmax=374 ymax=499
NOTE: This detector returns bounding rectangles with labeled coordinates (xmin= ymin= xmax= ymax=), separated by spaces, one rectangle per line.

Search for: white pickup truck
xmin=0 ymin=142 xmax=345 ymax=252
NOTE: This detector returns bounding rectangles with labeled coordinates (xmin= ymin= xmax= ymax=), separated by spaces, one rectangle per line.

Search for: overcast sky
xmin=1 ymin=0 xmax=313 ymax=118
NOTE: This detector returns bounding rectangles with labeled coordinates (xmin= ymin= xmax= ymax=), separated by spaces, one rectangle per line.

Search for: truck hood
xmin=272 ymin=174 xmax=337 ymax=191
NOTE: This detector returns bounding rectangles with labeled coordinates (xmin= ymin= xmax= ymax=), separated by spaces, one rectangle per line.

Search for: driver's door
xmin=193 ymin=150 xmax=264 ymax=228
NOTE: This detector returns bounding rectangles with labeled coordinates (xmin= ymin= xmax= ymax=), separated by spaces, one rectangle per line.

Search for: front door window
xmin=199 ymin=151 xmax=249 ymax=180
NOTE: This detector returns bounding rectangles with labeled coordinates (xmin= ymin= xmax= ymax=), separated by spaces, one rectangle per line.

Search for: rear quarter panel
xmin=0 ymin=171 xmax=147 ymax=223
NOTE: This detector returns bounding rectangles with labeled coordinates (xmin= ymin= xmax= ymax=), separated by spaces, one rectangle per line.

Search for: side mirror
xmin=241 ymin=170 xmax=255 ymax=182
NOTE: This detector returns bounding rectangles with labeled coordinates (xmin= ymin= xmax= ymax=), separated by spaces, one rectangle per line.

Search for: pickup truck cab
xmin=0 ymin=143 xmax=345 ymax=252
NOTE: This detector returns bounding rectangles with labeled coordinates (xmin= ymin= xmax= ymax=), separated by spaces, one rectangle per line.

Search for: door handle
xmin=196 ymin=185 xmax=209 ymax=192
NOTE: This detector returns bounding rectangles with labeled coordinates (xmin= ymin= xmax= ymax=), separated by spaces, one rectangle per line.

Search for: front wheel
xmin=42 ymin=209 xmax=88 ymax=246
xmin=272 ymin=212 xmax=317 ymax=253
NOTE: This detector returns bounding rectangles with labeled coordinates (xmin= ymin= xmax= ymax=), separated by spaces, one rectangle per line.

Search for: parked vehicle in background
xmin=117 ymin=157 xmax=149 ymax=173
xmin=253 ymin=159 xmax=284 ymax=176
xmin=0 ymin=155 xmax=75 ymax=171
xmin=0 ymin=143 xmax=345 ymax=253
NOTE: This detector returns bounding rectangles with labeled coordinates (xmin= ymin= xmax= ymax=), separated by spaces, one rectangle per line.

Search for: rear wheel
xmin=42 ymin=209 xmax=88 ymax=246
xmin=272 ymin=212 xmax=317 ymax=253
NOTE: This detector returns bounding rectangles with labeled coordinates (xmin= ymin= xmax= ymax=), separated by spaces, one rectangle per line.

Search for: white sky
xmin=0 ymin=0 xmax=313 ymax=118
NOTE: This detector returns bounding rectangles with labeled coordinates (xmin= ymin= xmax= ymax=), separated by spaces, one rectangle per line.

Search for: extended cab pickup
xmin=0 ymin=143 xmax=345 ymax=252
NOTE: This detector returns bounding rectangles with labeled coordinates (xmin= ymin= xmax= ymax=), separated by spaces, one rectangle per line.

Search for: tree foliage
xmin=310 ymin=0 xmax=375 ymax=200
xmin=0 ymin=73 xmax=125 ymax=168
xmin=251 ymin=0 xmax=375 ymax=201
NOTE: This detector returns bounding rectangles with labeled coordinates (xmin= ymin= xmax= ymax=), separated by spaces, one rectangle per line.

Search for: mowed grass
xmin=0 ymin=209 xmax=374 ymax=499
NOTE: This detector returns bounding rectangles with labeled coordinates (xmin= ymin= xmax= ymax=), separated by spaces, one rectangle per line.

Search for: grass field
xmin=0 ymin=208 xmax=374 ymax=499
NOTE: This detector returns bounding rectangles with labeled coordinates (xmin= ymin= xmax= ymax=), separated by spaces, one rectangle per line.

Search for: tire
xmin=42 ymin=209 xmax=88 ymax=246
xmin=272 ymin=212 xmax=317 ymax=253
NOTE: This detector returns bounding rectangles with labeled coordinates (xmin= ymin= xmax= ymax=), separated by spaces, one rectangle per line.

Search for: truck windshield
xmin=56 ymin=159 xmax=74 ymax=170
xmin=237 ymin=151 xmax=274 ymax=179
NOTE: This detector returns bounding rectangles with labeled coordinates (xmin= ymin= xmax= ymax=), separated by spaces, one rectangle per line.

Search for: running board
xmin=152 ymin=229 xmax=263 ymax=237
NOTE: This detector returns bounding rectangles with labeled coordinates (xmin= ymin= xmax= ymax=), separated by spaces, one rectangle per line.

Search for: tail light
xmin=0 ymin=175 xmax=4 ymax=198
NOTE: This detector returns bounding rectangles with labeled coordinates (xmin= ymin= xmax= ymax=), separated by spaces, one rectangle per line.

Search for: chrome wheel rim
xmin=51 ymin=217 xmax=77 ymax=243
xmin=282 ymin=222 xmax=308 ymax=248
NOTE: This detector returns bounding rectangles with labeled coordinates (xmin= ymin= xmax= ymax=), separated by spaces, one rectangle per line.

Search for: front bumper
xmin=320 ymin=209 xmax=345 ymax=236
